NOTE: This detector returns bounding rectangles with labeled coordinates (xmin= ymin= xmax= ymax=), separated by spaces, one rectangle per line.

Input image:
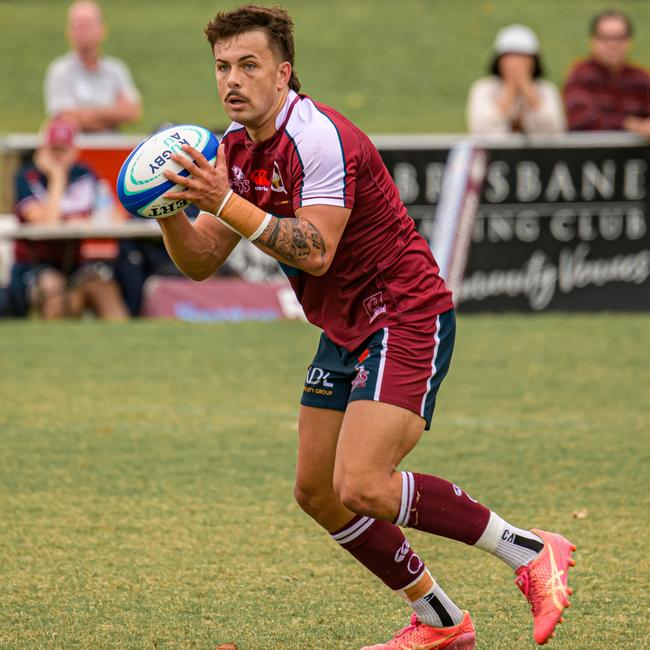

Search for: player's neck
xmin=246 ymin=89 xmax=290 ymax=143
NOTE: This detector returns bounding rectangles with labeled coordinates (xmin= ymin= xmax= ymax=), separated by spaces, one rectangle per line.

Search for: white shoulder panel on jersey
xmin=285 ymin=96 xmax=347 ymax=208
xmin=222 ymin=121 xmax=245 ymax=139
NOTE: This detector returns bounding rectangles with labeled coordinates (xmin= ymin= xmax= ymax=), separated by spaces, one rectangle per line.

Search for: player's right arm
xmin=157 ymin=211 xmax=241 ymax=281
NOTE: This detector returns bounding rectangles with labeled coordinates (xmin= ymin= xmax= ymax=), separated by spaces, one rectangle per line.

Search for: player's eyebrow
xmin=215 ymin=54 xmax=260 ymax=64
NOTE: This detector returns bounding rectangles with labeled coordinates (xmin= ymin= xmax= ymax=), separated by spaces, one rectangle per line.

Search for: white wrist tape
xmin=248 ymin=213 xmax=273 ymax=241
xmin=216 ymin=189 xmax=234 ymax=217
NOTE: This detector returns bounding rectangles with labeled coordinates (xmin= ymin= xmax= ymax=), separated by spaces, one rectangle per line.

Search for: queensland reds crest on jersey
xmin=230 ymin=165 xmax=250 ymax=193
xmin=271 ymin=161 xmax=287 ymax=193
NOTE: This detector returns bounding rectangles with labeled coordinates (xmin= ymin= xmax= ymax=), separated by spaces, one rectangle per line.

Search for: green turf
xmin=2 ymin=0 xmax=650 ymax=134
xmin=0 ymin=314 xmax=648 ymax=648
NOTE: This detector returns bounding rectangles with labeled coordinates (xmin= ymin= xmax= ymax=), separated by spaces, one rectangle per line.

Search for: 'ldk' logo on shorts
xmin=362 ymin=291 xmax=387 ymax=323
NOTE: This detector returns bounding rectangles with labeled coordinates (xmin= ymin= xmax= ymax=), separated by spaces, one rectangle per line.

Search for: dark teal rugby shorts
xmin=300 ymin=309 xmax=455 ymax=430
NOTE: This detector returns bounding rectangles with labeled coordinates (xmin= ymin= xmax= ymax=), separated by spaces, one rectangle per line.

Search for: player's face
xmin=214 ymin=30 xmax=291 ymax=137
xmin=590 ymin=16 xmax=631 ymax=70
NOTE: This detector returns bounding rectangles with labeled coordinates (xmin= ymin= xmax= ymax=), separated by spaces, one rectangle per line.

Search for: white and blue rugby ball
xmin=117 ymin=124 xmax=219 ymax=218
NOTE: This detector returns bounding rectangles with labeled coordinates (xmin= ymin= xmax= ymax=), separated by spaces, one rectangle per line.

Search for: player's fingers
xmin=162 ymin=169 xmax=195 ymax=189
xmin=169 ymin=151 xmax=197 ymax=174
xmin=163 ymin=188 xmax=193 ymax=201
xmin=216 ymin=143 xmax=226 ymax=170
xmin=182 ymin=144 xmax=212 ymax=170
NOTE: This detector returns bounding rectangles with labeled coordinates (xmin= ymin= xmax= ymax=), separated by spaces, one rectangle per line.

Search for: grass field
xmin=1 ymin=315 xmax=648 ymax=648
xmin=3 ymin=0 xmax=650 ymax=134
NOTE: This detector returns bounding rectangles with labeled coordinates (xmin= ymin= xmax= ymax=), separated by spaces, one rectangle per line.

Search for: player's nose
xmin=226 ymin=70 xmax=242 ymax=88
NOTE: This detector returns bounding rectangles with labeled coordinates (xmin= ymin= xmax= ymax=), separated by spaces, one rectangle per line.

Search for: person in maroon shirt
xmin=157 ymin=6 xmax=575 ymax=648
xmin=564 ymin=9 xmax=650 ymax=134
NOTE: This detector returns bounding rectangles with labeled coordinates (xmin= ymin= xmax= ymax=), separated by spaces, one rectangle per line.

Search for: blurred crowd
xmin=467 ymin=10 xmax=650 ymax=136
xmin=2 ymin=3 xmax=650 ymax=319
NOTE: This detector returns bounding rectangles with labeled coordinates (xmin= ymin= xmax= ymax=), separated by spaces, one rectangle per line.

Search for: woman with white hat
xmin=466 ymin=25 xmax=566 ymax=134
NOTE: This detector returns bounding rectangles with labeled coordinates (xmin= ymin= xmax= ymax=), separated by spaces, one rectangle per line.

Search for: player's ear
xmin=277 ymin=61 xmax=291 ymax=90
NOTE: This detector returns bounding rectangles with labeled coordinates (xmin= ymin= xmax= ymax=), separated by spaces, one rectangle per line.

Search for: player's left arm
xmin=164 ymin=144 xmax=350 ymax=276
xmin=253 ymin=205 xmax=350 ymax=276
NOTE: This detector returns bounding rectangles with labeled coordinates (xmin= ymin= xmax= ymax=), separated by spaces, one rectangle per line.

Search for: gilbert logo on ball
xmin=117 ymin=124 xmax=219 ymax=218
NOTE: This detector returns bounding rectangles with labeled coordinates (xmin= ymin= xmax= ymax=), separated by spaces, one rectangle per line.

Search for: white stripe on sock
xmin=396 ymin=471 xmax=410 ymax=526
xmin=395 ymin=471 xmax=415 ymax=526
xmin=330 ymin=516 xmax=375 ymax=545
xmin=330 ymin=515 xmax=372 ymax=541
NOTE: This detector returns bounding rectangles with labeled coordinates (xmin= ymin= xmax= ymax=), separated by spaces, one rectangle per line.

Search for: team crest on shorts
xmin=351 ymin=364 xmax=369 ymax=391
xmin=363 ymin=291 xmax=387 ymax=323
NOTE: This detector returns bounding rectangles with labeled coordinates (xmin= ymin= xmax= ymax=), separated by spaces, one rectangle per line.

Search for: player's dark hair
xmin=590 ymin=10 xmax=633 ymax=38
xmin=205 ymin=4 xmax=300 ymax=92
xmin=490 ymin=54 xmax=543 ymax=79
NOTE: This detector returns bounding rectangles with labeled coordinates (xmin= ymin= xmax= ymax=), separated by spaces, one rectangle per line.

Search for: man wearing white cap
xmin=466 ymin=25 xmax=566 ymax=135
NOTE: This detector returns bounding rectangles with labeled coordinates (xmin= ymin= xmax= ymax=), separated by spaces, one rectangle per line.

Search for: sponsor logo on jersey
xmin=271 ymin=161 xmax=288 ymax=194
xmin=362 ymin=291 xmax=387 ymax=323
xmin=229 ymin=165 xmax=250 ymax=194
xmin=351 ymin=364 xmax=369 ymax=391
xmin=251 ymin=168 xmax=271 ymax=191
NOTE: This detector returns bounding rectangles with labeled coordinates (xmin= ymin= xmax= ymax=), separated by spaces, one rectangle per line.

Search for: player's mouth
xmin=225 ymin=92 xmax=248 ymax=108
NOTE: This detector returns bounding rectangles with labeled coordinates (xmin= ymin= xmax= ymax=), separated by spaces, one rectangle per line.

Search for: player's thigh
xmin=334 ymin=399 xmax=425 ymax=487
xmin=296 ymin=405 xmax=344 ymax=495
xmin=334 ymin=312 xmax=456 ymax=490
xmin=297 ymin=331 xmax=352 ymax=495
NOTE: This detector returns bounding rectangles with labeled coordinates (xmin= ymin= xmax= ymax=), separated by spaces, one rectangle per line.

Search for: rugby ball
xmin=116 ymin=124 xmax=219 ymax=218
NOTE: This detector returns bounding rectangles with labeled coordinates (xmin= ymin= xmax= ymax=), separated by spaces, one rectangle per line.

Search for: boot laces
xmin=515 ymin=568 xmax=540 ymax=615
xmin=392 ymin=614 xmax=420 ymax=640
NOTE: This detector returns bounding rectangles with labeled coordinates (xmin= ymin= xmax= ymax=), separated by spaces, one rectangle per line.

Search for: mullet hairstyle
xmin=204 ymin=4 xmax=301 ymax=92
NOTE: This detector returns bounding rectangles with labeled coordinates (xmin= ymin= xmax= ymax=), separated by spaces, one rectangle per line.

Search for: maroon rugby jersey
xmin=221 ymin=90 xmax=453 ymax=350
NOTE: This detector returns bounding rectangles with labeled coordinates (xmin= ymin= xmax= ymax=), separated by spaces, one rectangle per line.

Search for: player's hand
xmin=163 ymin=144 xmax=229 ymax=215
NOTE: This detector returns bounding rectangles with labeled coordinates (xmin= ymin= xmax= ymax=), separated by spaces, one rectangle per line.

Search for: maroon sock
xmin=395 ymin=471 xmax=490 ymax=545
xmin=330 ymin=514 xmax=425 ymax=590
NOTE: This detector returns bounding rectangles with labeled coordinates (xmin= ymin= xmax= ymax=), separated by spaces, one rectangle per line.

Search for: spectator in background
xmin=9 ymin=118 xmax=128 ymax=319
xmin=467 ymin=25 xmax=566 ymax=134
xmin=564 ymin=10 xmax=650 ymax=134
xmin=44 ymin=0 xmax=141 ymax=132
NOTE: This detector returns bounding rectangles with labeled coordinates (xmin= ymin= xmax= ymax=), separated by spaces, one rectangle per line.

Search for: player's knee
xmin=293 ymin=482 xmax=334 ymax=519
xmin=333 ymin=474 xmax=387 ymax=518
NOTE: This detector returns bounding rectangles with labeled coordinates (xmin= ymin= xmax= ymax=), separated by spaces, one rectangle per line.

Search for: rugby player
xmin=158 ymin=5 xmax=576 ymax=648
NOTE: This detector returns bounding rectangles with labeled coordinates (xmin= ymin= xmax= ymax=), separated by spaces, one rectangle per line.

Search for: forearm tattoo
xmin=258 ymin=217 xmax=326 ymax=268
